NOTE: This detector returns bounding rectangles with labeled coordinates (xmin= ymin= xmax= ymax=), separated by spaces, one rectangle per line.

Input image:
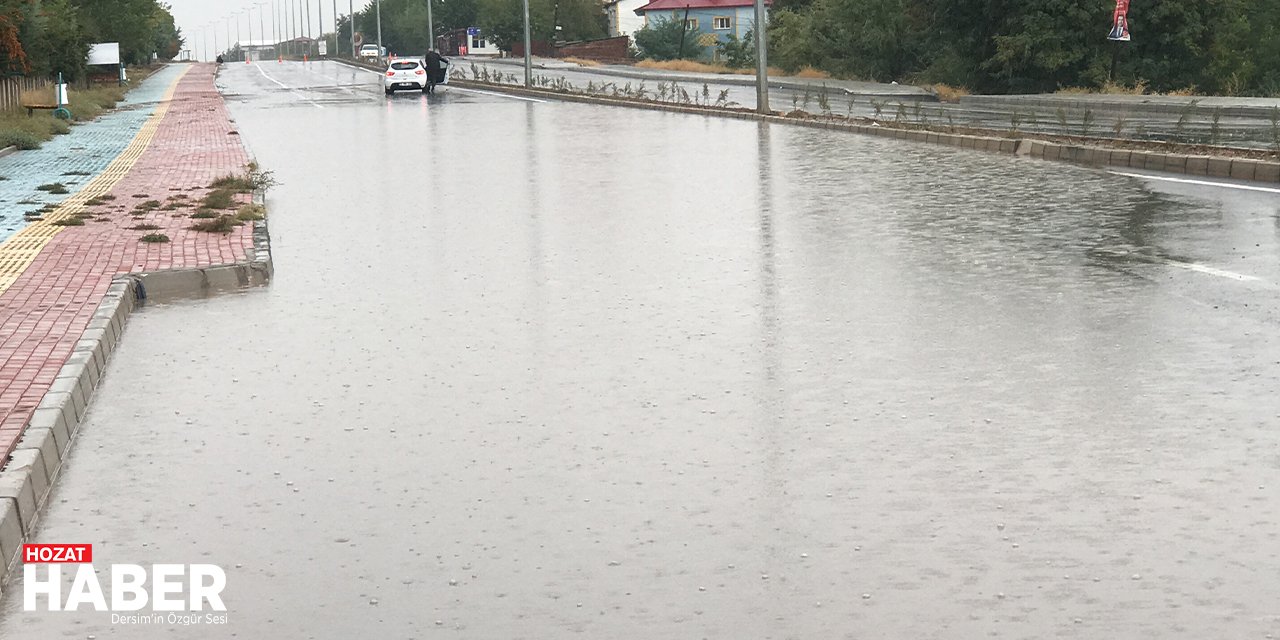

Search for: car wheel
xmin=385 ymin=88 xmax=393 ymax=96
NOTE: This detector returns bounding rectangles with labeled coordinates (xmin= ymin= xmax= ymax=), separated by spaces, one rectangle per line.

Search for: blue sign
xmin=467 ymin=27 xmax=480 ymax=36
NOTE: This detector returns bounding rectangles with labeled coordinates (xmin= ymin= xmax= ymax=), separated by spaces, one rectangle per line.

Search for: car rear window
xmin=391 ymin=62 xmax=419 ymax=70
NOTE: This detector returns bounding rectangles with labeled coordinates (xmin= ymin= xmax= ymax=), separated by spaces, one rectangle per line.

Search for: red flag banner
xmin=1108 ymin=0 xmax=1131 ymax=41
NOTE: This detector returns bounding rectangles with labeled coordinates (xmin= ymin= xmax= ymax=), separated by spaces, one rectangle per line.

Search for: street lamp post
xmin=427 ymin=0 xmax=434 ymax=51
xmin=753 ymin=0 xmax=768 ymax=113
xmin=259 ymin=2 xmax=266 ymax=61
xmin=305 ymin=0 xmax=311 ymax=57
xmin=522 ymin=0 xmax=532 ymax=86
xmin=375 ymin=0 xmax=383 ymax=60
xmin=349 ymin=0 xmax=355 ymax=57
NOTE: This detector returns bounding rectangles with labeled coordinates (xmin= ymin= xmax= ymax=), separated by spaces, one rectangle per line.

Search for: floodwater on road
xmin=1 ymin=61 xmax=1277 ymax=639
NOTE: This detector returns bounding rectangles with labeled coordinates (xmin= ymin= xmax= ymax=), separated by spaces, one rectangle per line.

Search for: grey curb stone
xmin=1207 ymin=158 xmax=1232 ymax=177
xmin=0 ymin=500 xmax=21 ymax=575
xmin=16 ymin=428 xmax=61 ymax=485
xmin=1230 ymin=159 xmax=1258 ymax=181
xmin=0 ymin=470 xmax=38 ymax=535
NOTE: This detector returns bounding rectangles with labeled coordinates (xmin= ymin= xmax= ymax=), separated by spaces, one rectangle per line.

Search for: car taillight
xmin=386 ymin=71 xmax=395 ymax=77
xmin=415 ymin=69 xmax=425 ymax=75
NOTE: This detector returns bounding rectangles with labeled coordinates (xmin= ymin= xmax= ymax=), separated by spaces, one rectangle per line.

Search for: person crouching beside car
xmin=423 ymin=50 xmax=449 ymax=94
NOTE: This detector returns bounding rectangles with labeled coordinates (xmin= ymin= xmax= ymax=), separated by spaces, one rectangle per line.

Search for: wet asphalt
xmin=0 ymin=60 xmax=1278 ymax=639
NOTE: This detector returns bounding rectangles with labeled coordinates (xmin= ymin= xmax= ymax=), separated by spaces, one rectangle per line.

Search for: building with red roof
xmin=632 ymin=0 xmax=770 ymax=60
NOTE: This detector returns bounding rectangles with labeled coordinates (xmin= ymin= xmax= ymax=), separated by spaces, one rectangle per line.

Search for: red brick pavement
xmin=0 ymin=64 xmax=256 ymax=457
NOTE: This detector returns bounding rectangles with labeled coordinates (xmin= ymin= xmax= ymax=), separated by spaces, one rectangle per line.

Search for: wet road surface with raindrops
xmin=1 ymin=60 xmax=1278 ymax=639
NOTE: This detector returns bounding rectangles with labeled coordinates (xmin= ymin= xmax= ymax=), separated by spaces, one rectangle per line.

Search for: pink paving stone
xmin=0 ymin=64 xmax=258 ymax=458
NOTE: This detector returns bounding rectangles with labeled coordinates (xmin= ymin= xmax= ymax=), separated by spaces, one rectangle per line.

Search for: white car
xmin=359 ymin=44 xmax=381 ymax=59
xmin=383 ymin=59 xmax=429 ymax=94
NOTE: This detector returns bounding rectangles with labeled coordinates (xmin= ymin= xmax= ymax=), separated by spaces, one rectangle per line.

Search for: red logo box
xmin=22 ymin=544 xmax=92 ymax=563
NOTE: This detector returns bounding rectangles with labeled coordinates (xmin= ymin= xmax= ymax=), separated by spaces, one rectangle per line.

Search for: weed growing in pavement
xmin=801 ymin=86 xmax=812 ymax=109
xmin=870 ymin=100 xmax=884 ymax=119
xmin=139 ymin=233 xmax=170 ymax=243
xmin=62 ymin=170 xmax=90 ymax=176
xmin=1111 ymin=114 xmax=1128 ymax=137
xmin=817 ymin=85 xmax=831 ymax=117
xmin=37 ymin=182 xmax=68 ymax=194
xmin=1209 ymin=107 xmax=1222 ymax=144
xmin=715 ymin=89 xmax=731 ymax=108
xmin=140 ymin=199 xmax=162 ymax=210
xmin=73 ymin=212 xmax=94 ymax=218
xmin=129 ymin=223 xmax=161 ymax=230
xmin=190 ymin=210 xmax=217 ymax=219
xmin=17 ymin=198 xmax=39 ymax=205
xmin=1009 ymin=111 xmax=1022 ymax=132
xmin=846 ymin=97 xmax=856 ymax=118
xmin=1055 ymin=107 xmax=1068 ymax=131
xmin=235 ymin=203 xmax=266 ymax=221
xmin=636 ymin=82 xmax=649 ymax=100
xmin=894 ymin=103 xmax=907 ymax=123
xmin=0 ymin=175 xmax=7 ymax=180
xmin=51 ymin=217 xmax=84 ymax=226
xmin=1080 ymin=109 xmax=1095 ymax=136
xmin=99 ymin=194 xmax=115 ymax=201
xmin=1174 ymin=100 xmax=1199 ymax=140
xmin=162 ymin=202 xmax=180 ymax=210
xmin=209 ymin=174 xmax=255 ymax=191
xmin=946 ymin=113 xmax=956 ymax=132
xmin=200 ymin=188 xmax=237 ymax=210
xmin=131 ymin=193 xmax=149 ymax=198
xmin=190 ymin=214 xmax=241 ymax=233
xmin=1270 ymin=108 xmax=1280 ymax=152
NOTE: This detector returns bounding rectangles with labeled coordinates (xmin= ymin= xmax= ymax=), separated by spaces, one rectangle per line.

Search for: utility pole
xmin=350 ymin=0 xmax=356 ymax=57
xmin=259 ymin=2 xmax=266 ymax=60
xmin=522 ymin=0 xmax=532 ymax=85
xmin=305 ymin=0 xmax=312 ymax=57
xmin=752 ymin=0 xmax=769 ymax=113
xmin=427 ymin=0 xmax=434 ymax=51
xmin=248 ymin=7 xmax=254 ymax=61
xmin=333 ymin=0 xmax=338 ymax=57
xmin=236 ymin=12 xmax=242 ymax=60
xmin=375 ymin=0 xmax=383 ymax=60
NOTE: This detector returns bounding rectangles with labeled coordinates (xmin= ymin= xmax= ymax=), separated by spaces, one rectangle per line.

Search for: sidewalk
xmin=0 ymin=63 xmax=263 ymax=461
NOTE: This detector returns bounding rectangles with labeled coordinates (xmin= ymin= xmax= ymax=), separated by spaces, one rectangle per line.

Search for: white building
xmin=604 ymin=0 xmax=647 ymax=38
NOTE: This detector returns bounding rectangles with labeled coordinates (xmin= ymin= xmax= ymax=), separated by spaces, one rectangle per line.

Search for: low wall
xmin=449 ymin=79 xmax=1280 ymax=184
xmin=556 ymin=36 xmax=631 ymax=63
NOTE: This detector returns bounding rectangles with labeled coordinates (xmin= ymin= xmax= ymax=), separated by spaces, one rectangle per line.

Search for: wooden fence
xmin=0 ymin=76 xmax=54 ymax=113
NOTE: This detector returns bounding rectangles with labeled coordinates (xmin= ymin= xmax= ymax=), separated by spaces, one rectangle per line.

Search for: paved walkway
xmin=0 ymin=63 xmax=255 ymax=457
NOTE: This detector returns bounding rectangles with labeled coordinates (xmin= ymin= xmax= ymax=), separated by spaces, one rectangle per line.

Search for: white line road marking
xmin=1152 ymin=258 xmax=1262 ymax=282
xmin=448 ymin=86 xmax=547 ymax=103
xmin=1110 ymin=170 xmax=1280 ymax=194
xmin=254 ymin=63 xmax=324 ymax=108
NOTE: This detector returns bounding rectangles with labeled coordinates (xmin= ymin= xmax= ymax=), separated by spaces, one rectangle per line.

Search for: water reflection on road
xmin=0 ymin=61 xmax=1277 ymax=639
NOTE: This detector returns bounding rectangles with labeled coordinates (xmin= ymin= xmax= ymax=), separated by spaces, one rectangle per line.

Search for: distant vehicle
xmin=384 ymin=59 xmax=429 ymax=94
xmin=359 ymin=44 xmax=381 ymax=59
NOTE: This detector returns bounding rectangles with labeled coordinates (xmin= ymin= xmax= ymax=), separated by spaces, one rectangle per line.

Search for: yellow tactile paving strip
xmin=0 ymin=65 xmax=191 ymax=295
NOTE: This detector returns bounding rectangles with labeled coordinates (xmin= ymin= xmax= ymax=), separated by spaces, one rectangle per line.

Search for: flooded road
xmin=1 ymin=61 xmax=1278 ymax=639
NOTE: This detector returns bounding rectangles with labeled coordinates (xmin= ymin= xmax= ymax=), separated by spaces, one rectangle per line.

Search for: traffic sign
xmin=467 ymin=27 xmax=480 ymax=36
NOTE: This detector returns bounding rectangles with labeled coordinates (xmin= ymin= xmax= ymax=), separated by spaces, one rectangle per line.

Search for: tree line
xmin=669 ymin=0 xmax=1279 ymax=95
xmin=0 ymin=0 xmax=181 ymax=82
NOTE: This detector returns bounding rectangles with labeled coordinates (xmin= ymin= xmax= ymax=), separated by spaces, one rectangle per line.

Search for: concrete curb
xmin=450 ymin=80 xmax=1280 ymax=185
xmin=0 ymin=145 xmax=17 ymax=159
xmin=0 ymin=217 xmax=273 ymax=589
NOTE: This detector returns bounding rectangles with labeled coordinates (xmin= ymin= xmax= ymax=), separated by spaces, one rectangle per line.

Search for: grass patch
xmin=235 ymin=203 xmax=266 ymax=221
xmin=190 ymin=209 xmax=218 ymax=218
xmin=37 ymin=182 xmax=68 ymax=194
xmin=635 ymin=59 xmax=790 ymax=77
xmin=929 ymin=83 xmax=970 ymax=103
xmin=84 ymin=196 xmax=106 ymax=206
xmin=139 ymin=233 xmax=170 ymax=243
xmin=792 ymin=66 xmax=832 ymax=79
xmin=98 ymin=194 xmax=116 ymax=201
xmin=129 ymin=223 xmax=161 ymax=230
xmin=51 ymin=217 xmax=84 ymax=226
xmin=208 ymin=175 xmax=256 ymax=191
xmin=161 ymin=202 xmax=181 ymax=210
xmin=200 ymin=188 xmax=237 ymax=210
xmin=190 ymin=214 xmax=242 ymax=233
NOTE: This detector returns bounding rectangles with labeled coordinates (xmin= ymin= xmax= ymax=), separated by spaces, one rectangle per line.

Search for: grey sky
xmin=167 ymin=0 xmax=370 ymax=60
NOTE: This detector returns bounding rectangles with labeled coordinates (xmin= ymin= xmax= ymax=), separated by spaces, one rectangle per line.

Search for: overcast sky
xmin=167 ymin=0 xmax=369 ymax=60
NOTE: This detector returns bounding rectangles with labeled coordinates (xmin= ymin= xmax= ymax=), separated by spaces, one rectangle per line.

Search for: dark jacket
xmin=423 ymin=51 xmax=448 ymax=84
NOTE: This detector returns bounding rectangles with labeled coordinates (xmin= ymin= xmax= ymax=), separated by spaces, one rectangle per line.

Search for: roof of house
xmin=634 ymin=0 xmax=769 ymax=13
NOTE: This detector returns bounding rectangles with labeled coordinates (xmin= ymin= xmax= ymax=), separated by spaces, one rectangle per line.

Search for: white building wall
xmin=609 ymin=0 xmax=647 ymax=37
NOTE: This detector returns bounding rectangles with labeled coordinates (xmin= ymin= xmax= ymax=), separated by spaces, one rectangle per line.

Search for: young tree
xmin=633 ymin=16 xmax=699 ymax=60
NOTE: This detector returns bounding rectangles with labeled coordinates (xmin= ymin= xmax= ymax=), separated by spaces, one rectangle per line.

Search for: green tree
xmin=633 ymin=16 xmax=700 ymax=60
